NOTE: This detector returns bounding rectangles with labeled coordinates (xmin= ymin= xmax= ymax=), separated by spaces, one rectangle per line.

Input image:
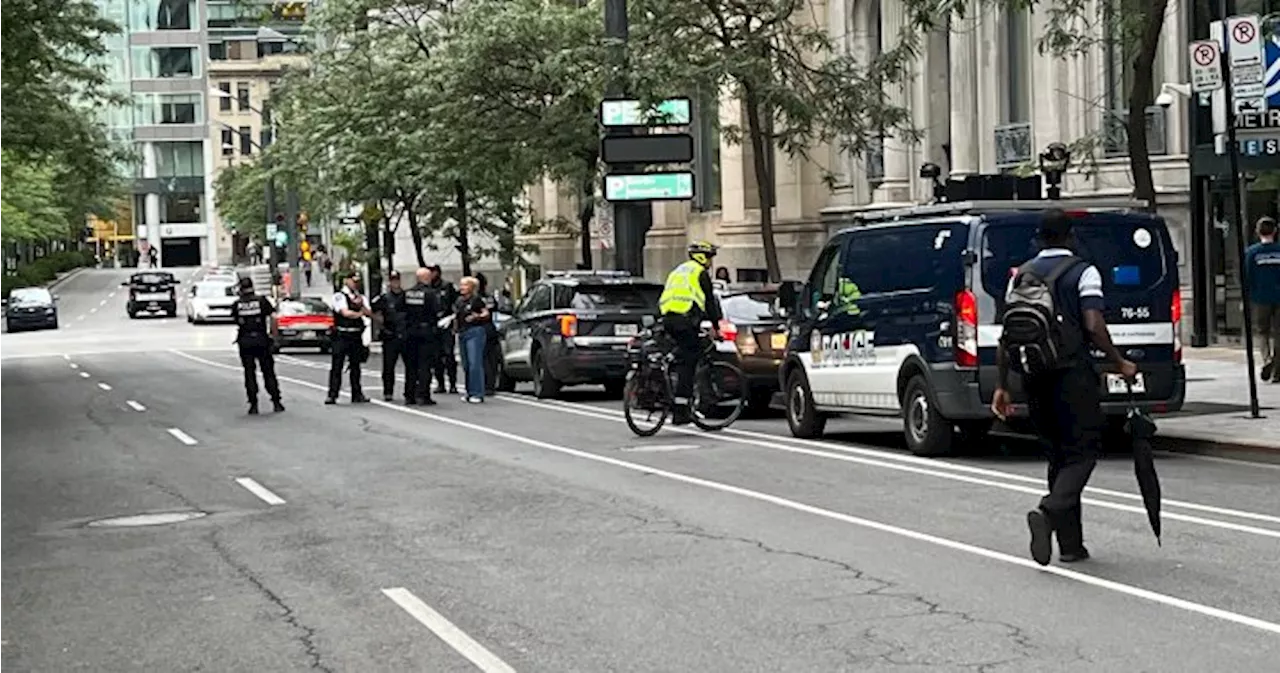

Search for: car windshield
xmin=134 ymin=273 xmax=173 ymax=285
xmin=9 ymin=288 xmax=52 ymax=306
xmin=278 ymin=299 xmax=330 ymax=316
xmin=194 ymin=283 xmax=234 ymax=298
xmin=569 ymin=284 xmax=661 ymax=310
xmin=721 ymin=292 xmax=780 ymax=323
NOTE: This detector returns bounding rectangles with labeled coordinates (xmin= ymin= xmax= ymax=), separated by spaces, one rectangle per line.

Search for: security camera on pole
xmin=1197 ymin=7 xmax=1263 ymax=418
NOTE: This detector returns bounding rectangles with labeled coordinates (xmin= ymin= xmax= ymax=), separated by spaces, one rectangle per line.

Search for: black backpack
xmin=1000 ymin=256 xmax=1084 ymax=376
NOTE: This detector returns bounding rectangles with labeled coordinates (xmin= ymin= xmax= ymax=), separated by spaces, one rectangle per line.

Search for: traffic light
xmin=297 ymin=211 xmax=309 ymax=234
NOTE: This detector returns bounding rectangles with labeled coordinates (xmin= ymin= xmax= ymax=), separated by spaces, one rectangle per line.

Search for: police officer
xmin=658 ymin=241 xmax=723 ymax=425
xmin=427 ymin=265 xmax=459 ymax=394
xmin=326 ymin=271 xmax=372 ymax=404
xmin=372 ymin=270 xmax=410 ymax=402
xmin=992 ymin=210 xmax=1136 ymax=566
xmin=230 ymin=277 xmax=284 ymax=415
xmin=402 ymin=267 xmax=442 ymax=405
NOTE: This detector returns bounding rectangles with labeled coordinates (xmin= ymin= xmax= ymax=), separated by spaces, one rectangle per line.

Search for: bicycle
xmin=622 ymin=320 xmax=748 ymax=436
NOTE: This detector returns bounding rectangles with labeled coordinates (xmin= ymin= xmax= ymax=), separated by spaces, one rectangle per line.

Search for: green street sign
xmin=600 ymin=98 xmax=692 ymax=127
xmin=604 ymin=172 xmax=695 ymax=202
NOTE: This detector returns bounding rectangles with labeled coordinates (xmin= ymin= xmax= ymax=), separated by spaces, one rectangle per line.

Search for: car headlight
xmin=45 ymin=307 xmax=55 ymax=314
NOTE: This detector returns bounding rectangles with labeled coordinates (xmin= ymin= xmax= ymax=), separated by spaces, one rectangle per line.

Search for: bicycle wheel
xmin=623 ymin=369 xmax=669 ymax=436
xmin=691 ymin=360 xmax=748 ymax=431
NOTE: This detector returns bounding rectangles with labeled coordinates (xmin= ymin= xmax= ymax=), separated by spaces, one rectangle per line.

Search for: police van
xmin=776 ymin=198 xmax=1186 ymax=456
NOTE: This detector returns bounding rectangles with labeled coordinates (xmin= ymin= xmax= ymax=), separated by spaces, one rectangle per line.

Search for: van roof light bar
xmin=849 ymin=198 xmax=1149 ymax=223
xmin=545 ymin=269 xmax=632 ymax=278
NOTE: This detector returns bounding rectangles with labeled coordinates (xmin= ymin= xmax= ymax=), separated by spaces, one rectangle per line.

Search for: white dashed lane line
xmin=90 ymin=308 xmax=98 ymax=314
xmin=62 ymin=354 xmax=70 ymax=361
xmin=99 ymin=299 xmax=107 ymax=306
xmin=78 ymin=372 xmax=90 ymax=379
xmin=234 ymin=477 xmax=286 ymax=505
xmin=126 ymin=400 xmax=146 ymax=412
xmin=382 ymin=588 xmax=517 ymax=673
xmin=166 ymin=428 xmax=198 ymax=446
xmin=76 ymin=315 xmax=85 ymax=321
xmin=97 ymin=382 xmax=112 ymax=391
xmin=69 ymin=363 xmax=79 ymax=369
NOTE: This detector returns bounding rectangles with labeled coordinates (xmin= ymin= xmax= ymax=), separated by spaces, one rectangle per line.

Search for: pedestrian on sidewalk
xmin=991 ymin=209 xmax=1137 ymax=566
xmin=231 ymin=277 xmax=284 ymax=415
xmin=1246 ymin=217 xmax=1280 ymax=382
xmin=326 ymin=271 xmax=372 ymax=404
xmin=454 ymin=276 xmax=490 ymax=404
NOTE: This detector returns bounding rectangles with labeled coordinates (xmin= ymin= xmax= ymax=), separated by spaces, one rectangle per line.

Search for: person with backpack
xmin=991 ymin=209 xmax=1137 ymax=566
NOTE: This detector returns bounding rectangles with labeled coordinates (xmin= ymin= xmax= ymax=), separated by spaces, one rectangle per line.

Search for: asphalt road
xmin=4 ymin=269 xmax=1278 ymax=672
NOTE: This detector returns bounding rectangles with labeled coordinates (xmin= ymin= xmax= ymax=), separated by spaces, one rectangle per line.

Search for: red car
xmin=273 ymin=297 xmax=334 ymax=353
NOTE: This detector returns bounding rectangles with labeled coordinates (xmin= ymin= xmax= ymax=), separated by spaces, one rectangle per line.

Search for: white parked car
xmin=185 ymin=280 xmax=238 ymax=324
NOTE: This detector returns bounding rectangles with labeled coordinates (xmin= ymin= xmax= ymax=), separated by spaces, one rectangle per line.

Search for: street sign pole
xmin=1217 ymin=2 xmax=1263 ymax=418
xmin=604 ymin=0 xmax=651 ymax=277
xmin=285 ymin=188 xmax=301 ymax=298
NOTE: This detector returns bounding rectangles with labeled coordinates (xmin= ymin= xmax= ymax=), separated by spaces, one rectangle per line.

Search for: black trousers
xmin=435 ymin=333 xmax=457 ymax=391
xmin=403 ymin=335 xmax=437 ymax=402
xmin=239 ymin=342 xmax=281 ymax=403
xmin=664 ymin=314 xmax=704 ymax=404
xmin=1024 ymin=363 xmax=1103 ymax=552
xmin=327 ymin=333 xmax=365 ymax=399
xmin=484 ymin=333 xmax=501 ymax=395
xmin=381 ymin=336 xmax=410 ymax=398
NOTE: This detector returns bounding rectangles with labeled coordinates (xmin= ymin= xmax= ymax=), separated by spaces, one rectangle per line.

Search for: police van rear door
xmin=978 ymin=211 xmax=1180 ymax=403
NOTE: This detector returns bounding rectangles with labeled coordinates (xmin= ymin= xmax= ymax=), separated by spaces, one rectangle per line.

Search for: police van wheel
xmin=902 ymin=375 xmax=953 ymax=457
xmin=786 ymin=370 xmax=826 ymax=439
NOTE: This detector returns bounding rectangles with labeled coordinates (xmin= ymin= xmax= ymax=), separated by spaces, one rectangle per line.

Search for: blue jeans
xmin=459 ymin=326 xmax=487 ymax=399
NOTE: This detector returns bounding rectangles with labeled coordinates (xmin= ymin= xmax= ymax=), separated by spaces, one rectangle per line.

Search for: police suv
xmin=776 ymin=198 xmax=1186 ymax=456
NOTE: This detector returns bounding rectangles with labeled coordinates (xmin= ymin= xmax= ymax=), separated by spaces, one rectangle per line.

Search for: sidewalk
xmin=1159 ymin=348 xmax=1280 ymax=455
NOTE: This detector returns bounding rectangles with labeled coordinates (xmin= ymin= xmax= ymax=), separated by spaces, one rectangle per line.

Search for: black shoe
xmin=352 ymin=395 xmax=371 ymax=404
xmin=1059 ymin=547 xmax=1091 ymax=563
xmin=435 ymin=385 xmax=447 ymax=394
xmin=384 ymin=394 xmax=394 ymax=402
xmin=672 ymin=409 xmax=693 ymax=426
xmin=448 ymin=386 xmax=458 ymax=395
xmin=421 ymin=398 xmax=437 ymax=406
xmin=248 ymin=403 xmax=259 ymax=415
xmin=1027 ymin=509 xmax=1053 ymax=567
xmin=324 ymin=397 xmax=337 ymax=405
xmin=404 ymin=398 xmax=417 ymax=406
xmin=272 ymin=400 xmax=285 ymax=413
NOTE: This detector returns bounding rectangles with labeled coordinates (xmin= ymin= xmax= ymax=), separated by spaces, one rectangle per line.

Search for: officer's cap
xmin=388 ymin=270 xmax=401 ymax=280
xmin=238 ymin=277 xmax=254 ymax=291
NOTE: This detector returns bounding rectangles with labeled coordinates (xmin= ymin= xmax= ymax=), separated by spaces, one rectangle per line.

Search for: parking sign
xmin=1190 ymin=40 xmax=1223 ymax=93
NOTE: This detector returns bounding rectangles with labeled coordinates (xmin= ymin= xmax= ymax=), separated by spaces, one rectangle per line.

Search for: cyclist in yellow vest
xmin=659 ymin=241 xmax=724 ymax=424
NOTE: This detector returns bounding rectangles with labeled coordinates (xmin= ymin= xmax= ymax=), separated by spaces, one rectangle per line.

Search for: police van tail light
xmin=718 ymin=319 xmax=738 ymax=342
xmin=559 ymin=314 xmax=578 ymax=338
xmin=955 ymin=289 xmax=979 ymax=369
xmin=1171 ymin=287 xmax=1183 ymax=363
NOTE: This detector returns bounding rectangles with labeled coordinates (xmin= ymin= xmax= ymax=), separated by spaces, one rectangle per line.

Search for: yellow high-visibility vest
xmin=659 ymin=261 xmax=707 ymax=315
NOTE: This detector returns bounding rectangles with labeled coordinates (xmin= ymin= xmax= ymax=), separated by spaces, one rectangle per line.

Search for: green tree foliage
xmin=1 ymin=152 xmax=68 ymax=244
xmin=629 ymin=0 xmax=921 ymax=281
xmin=213 ymin=155 xmax=335 ymax=242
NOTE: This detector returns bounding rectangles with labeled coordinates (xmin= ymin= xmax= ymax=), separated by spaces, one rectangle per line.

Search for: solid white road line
xmin=174 ymin=350 xmax=1280 ymax=636
xmin=381 ymin=588 xmax=517 ymax=673
xmin=167 ymin=428 xmax=198 ymax=445
xmin=235 ymin=477 xmax=286 ymax=505
xmin=97 ymin=382 xmax=112 ymax=391
xmin=79 ymin=371 xmax=90 ymax=378
xmin=126 ymin=400 xmax=146 ymax=412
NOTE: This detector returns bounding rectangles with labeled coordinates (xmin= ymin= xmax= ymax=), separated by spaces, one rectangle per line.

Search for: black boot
xmin=248 ymin=401 xmax=259 ymax=415
xmin=272 ymin=399 xmax=285 ymax=413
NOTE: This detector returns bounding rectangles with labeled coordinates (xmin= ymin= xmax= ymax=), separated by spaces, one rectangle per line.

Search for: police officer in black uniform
xmin=402 ymin=267 xmax=442 ymax=405
xmin=326 ymin=271 xmax=372 ymax=404
xmin=372 ymin=270 xmax=410 ymax=402
xmin=427 ymin=265 xmax=459 ymax=394
xmin=230 ymin=277 xmax=284 ymax=414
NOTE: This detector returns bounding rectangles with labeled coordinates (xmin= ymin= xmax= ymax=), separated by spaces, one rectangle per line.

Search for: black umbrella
xmin=1125 ymin=384 xmax=1162 ymax=544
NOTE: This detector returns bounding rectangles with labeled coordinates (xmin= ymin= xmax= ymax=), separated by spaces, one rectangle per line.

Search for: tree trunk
xmin=406 ymin=206 xmax=427 ymax=267
xmin=743 ymin=84 xmax=782 ymax=282
xmin=455 ymin=180 xmax=472 ymax=277
xmin=1125 ymin=0 xmax=1168 ymax=212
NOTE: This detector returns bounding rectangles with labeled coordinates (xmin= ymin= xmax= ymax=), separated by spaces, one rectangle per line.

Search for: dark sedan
xmin=5 ymin=287 xmax=59 ymax=332
xmin=273 ymin=297 xmax=334 ymax=353
xmin=716 ymin=285 xmax=786 ymax=411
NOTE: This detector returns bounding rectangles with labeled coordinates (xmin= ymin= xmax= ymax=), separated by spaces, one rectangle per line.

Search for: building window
xmin=209 ymin=41 xmax=227 ymax=61
xmin=217 ymin=82 xmax=231 ymax=111
xmin=236 ymin=83 xmax=251 ymax=112
xmin=1004 ymin=10 xmax=1031 ymax=124
xmin=154 ymin=142 xmax=203 ymax=177
xmin=258 ymin=41 xmax=286 ymax=58
xmin=133 ymin=47 xmax=197 ymax=78
xmin=694 ymin=91 xmax=722 ymax=212
xmin=228 ymin=40 xmax=253 ymax=61
xmin=239 ymin=126 xmax=253 ymax=155
xmin=160 ymin=95 xmax=198 ymax=123
xmin=160 ymin=192 xmax=202 ymax=224
xmin=220 ymin=129 xmax=234 ymax=156
xmin=155 ymin=0 xmax=193 ymax=30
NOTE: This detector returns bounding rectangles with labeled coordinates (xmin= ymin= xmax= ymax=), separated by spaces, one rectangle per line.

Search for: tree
xmin=213 ymin=156 xmax=334 ymax=243
xmin=629 ymin=0 xmax=920 ymax=281
xmin=1 ymin=151 xmax=69 ymax=244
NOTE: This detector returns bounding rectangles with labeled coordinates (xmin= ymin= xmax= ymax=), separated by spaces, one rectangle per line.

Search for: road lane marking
xmin=90 ymin=307 xmax=97 ymax=314
xmin=79 ymin=371 xmax=90 ymax=378
xmin=109 ymin=292 xmax=116 ymax=298
xmin=69 ymin=363 xmax=79 ymax=369
xmin=62 ymin=354 xmax=70 ymax=361
xmin=235 ymin=477 xmax=286 ymax=505
xmin=167 ymin=428 xmax=198 ymax=445
xmin=174 ymin=349 xmax=1280 ymax=636
xmin=518 ymin=395 xmax=1280 ymax=529
xmin=99 ymin=300 xmax=107 ymax=306
xmin=76 ymin=315 xmax=85 ymax=321
xmin=97 ymin=382 xmax=112 ymax=391
xmin=126 ymin=400 xmax=146 ymax=412
xmin=381 ymin=588 xmax=517 ymax=673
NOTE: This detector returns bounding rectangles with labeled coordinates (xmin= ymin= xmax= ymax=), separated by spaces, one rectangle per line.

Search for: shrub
xmin=2 ymin=248 xmax=94 ymax=298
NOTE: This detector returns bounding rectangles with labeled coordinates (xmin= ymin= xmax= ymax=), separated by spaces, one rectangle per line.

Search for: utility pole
xmin=285 ymin=188 xmax=301 ymax=297
xmin=1214 ymin=0 xmax=1262 ymax=418
xmin=603 ymin=0 xmax=651 ymax=277
xmin=262 ymin=107 xmax=280 ymax=271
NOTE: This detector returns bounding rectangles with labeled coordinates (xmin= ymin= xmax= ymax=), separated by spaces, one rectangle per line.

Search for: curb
xmin=1153 ymin=434 xmax=1280 ymax=465
xmin=46 ymin=267 xmax=87 ymax=291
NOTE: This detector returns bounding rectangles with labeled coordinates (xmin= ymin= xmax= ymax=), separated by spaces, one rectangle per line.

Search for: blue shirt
xmin=1245 ymin=240 xmax=1280 ymax=305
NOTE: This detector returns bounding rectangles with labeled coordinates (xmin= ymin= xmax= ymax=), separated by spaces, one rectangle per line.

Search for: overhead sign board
xmin=1189 ymin=40 xmax=1223 ymax=93
xmin=600 ymin=98 xmax=692 ymax=127
xmin=604 ymin=172 xmax=695 ymax=202
xmin=601 ymin=134 xmax=695 ymax=165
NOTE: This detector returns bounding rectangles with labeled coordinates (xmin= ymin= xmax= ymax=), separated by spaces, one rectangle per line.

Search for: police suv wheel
xmin=786 ymin=369 xmax=826 ymax=439
xmin=902 ymin=374 xmax=953 ymax=457
xmin=532 ymin=351 xmax=560 ymax=399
